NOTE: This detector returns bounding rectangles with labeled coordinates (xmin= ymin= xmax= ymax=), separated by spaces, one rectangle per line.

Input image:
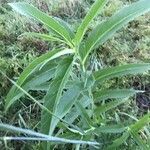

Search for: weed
xmin=0 ymin=0 xmax=150 ymax=149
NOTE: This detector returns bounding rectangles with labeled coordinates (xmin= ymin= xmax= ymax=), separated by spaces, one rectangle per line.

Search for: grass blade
xmin=0 ymin=123 xmax=99 ymax=145
xmin=130 ymin=131 xmax=149 ymax=150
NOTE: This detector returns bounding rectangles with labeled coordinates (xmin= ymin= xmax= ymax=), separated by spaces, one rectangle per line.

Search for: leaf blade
xmin=0 ymin=123 xmax=99 ymax=145
xmin=9 ymin=2 xmax=73 ymax=46
xmin=5 ymin=49 xmax=71 ymax=111
xmin=50 ymin=83 xmax=84 ymax=136
xmin=74 ymin=0 xmax=107 ymax=45
xmin=93 ymin=89 xmax=141 ymax=102
xmin=130 ymin=112 xmax=150 ymax=133
xmin=81 ymin=0 xmax=150 ymax=63
xmin=93 ymin=63 xmax=150 ymax=83
xmin=106 ymin=132 xmax=130 ymax=150
xmin=21 ymin=32 xmax=69 ymax=45
xmin=95 ymin=98 xmax=129 ymax=114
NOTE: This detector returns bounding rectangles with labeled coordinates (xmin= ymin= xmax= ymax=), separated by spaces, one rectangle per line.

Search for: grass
xmin=0 ymin=0 xmax=150 ymax=149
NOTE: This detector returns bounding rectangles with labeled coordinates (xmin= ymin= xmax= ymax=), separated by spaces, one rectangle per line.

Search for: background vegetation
xmin=0 ymin=0 xmax=150 ymax=149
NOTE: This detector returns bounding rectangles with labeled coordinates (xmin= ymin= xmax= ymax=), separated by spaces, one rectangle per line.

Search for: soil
xmin=135 ymin=83 xmax=150 ymax=112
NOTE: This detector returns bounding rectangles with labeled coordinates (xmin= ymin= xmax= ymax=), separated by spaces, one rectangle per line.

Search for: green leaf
xmin=81 ymin=0 xmax=150 ymax=63
xmin=23 ymin=62 xmax=56 ymax=90
xmin=74 ymin=0 xmax=107 ymax=45
xmin=50 ymin=83 xmax=84 ymax=136
xmin=95 ymin=98 xmax=129 ymax=114
xmin=21 ymin=32 xmax=70 ymax=45
xmin=31 ymin=82 xmax=50 ymax=91
xmin=65 ymin=94 xmax=91 ymax=124
xmin=93 ymin=63 xmax=150 ymax=83
xmin=93 ymin=89 xmax=141 ymax=102
xmin=4 ymin=62 xmax=56 ymax=108
xmin=40 ymin=48 xmax=74 ymax=69
xmin=94 ymin=125 xmax=126 ymax=134
xmin=0 ymin=123 xmax=99 ymax=145
xmin=54 ymin=17 xmax=75 ymax=39
xmin=106 ymin=132 xmax=130 ymax=150
xmin=105 ymin=112 xmax=150 ymax=149
xmin=9 ymin=2 xmax=73 ymax=46
xmin=130 ymin=112 xmax=150 ymax=133
xmin=130 ymin=130 xmax=149 ymax=150
xmin=1 ymin=70 xmax=83 ymax=135
xmin=75 ymin=101 xmax=93 ymax=128
xmin=5 ymin=49 xmax=70 ymax=111
xmin=40 ymin=57 xmax=73 ymax=149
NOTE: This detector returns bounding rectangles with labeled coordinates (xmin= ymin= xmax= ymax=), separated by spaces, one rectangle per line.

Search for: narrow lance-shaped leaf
xmin=41 ymin=57 xmax=73 ymax=149
xmin=23 ymin=61 xmax=57 ymax=90
xmin=64 ymin=94 xmax=92 ymax=124
xmin=21 ymin=32 xmax=69 ymax=45
xmin=93 ymin=89 xmax=142 ymax=102
xmin=0 ymin=123 xmax=99 ymax=145
xmin=50 ymin=83 xmax=84 ymax=137
xmin=64 ymin=79 xmax=95 ymax=130
xmin=32 ymin=82 xmax=50 ymax=91
xmin=5 ymin=48 xmax=73 ymax=111
xmin=5 ymin=62 xmax=56 ymax=109
xmin=107 ymin=112 xmax=150 ymax=149
xmin=106 ymin=132 xmax=130 ymax=150
xmin=74 ymin=0 xmax=107 ymax=45
xmin=9 ymin=2 xmax=73 ymax=46
xmin=75 ymin=100 xmax=93 ymax=128
xmin=80 ymin=0 xmax=150 ymax=64
xmin=95 ymin=98 xmax=129 ymax=114
xmin=40 ymin=48 xmax=74 ymax=69
xmin=128 ymin=113 xmax=150 ymax=150
xmin=54 ymin=17 xmax=75 ymax=39
xmin=1 ymin=69 xmax=85 ymax=135
xmin=93 ymin=63 xmax=150 ymax=84
xmin=93 ymin=125 xmax=127 ymax=134
xmin=129 ymin=112 xmax=150 ymax=133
